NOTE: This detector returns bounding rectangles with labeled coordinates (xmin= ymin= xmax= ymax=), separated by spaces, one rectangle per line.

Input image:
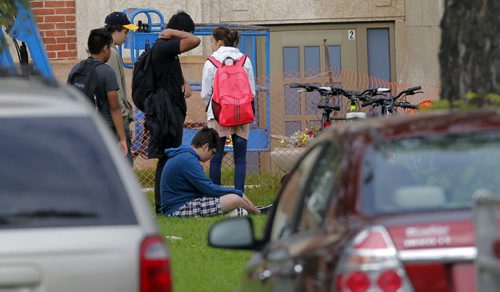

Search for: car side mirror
xmin=208 ymin=217 xmax=258 ymax=250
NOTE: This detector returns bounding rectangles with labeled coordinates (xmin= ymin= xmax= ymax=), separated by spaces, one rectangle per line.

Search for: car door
xmin=242 ymin=141 xmax=341 ymax=292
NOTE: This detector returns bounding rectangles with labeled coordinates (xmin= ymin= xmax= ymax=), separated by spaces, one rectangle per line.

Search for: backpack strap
xmin=207 ymin=56 xmax=222 ymax=68
xmin=235 ymin=54 xmax=247 ymax=67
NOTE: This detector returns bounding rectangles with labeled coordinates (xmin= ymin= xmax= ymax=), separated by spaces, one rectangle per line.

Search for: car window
xmin=297 ymin=142 xmax=340 ymax=232
xmin=270 ymin=145 xmax=324 ymax=241
xmin=0 ymin=116 xmax=137 ymax=228
xmin=361 ymin=131 xmax=500 ymax=214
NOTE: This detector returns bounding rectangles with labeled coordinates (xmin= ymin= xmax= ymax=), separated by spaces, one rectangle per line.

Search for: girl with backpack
xmin=201 ymin=26 xmax=256 ymax=192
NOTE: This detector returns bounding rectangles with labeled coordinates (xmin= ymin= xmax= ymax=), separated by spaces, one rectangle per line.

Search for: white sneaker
xmin=226 ymin=208 xmax=249 ymax=217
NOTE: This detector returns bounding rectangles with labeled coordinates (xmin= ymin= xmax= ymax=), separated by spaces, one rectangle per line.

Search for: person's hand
xmin=159 ymin=28 xmax=175 ymax=39
xmin=118 ymin=140 xmax=128 ymax=156
xmin=242 ymin=194 xmax=260 ymax=215
xmin=182 ymin=81 xmax=192 ymax=99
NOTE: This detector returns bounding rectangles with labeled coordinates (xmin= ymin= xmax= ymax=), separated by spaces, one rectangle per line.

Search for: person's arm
xmin=244 ymin=58 xmax=256 ymax=97
xmin=242 ymin=194 xmax=260 ymax=214
xmin=159 ymin=28 xmax=200 ymax=53
xmin=107 ymin=90 xmax=128 ymax=155
xmin=200 ymin=60 xmax=215 ymax=106
xmin=182 ymin=78 xmax=192 ymax=99
xmin=183 ymin=158 xmax=243 ymax=197
xmin=106 ymin=49 xmax=127 ymax=112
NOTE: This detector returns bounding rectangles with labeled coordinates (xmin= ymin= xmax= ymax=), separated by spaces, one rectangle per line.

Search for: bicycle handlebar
xmin=289 ymin=83 xmax=380 ymax=102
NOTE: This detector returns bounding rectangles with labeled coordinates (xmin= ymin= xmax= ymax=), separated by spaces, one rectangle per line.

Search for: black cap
xmin=105 ymin=12 xmax=138 ymax=31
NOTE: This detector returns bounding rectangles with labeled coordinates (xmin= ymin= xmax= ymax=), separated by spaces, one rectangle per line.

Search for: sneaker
xmin=226 ymin=208 xmax=249 ymax=217
xmin=257 ymin=204 xmax=273 ymax=215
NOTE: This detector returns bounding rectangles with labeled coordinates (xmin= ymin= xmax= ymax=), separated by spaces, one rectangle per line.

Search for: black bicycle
xmin=361 ymin=86 xmax=422 ymax=116
xmin=289 ymin=83 xmax=342 ymax=129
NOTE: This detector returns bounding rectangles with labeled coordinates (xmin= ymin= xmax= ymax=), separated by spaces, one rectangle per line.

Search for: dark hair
xmin=87 ymin=28 xmax=113 ymax=54
xmin=166 ymin=11 xmax=195 ymax=33
xmin=212 ymin=26 xmax=239 ymax=47
xmin=191 ymin=127 xmax=219 ymax=150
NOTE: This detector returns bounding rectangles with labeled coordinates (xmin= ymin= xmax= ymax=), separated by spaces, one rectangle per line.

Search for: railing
xmin=473 ymin=189 xmax=500 ymax=292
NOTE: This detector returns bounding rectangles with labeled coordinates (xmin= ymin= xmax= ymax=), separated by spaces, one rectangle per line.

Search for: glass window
xmin=285 ymin=84 xmax=301 ymax=116
xmin=0 ymin=117 xmax=136 ymax=229
xmin=361 ymin=131 xmax=500 ymax=215
xmin=270 ymin=145 xmax=324 ymax=241
xmin=305 ymin=83 xmax=321 ymax=115
xmin=283 ymin=47 xmax=300 ymax=78
xmin=297 ymin=142 xmax=340 ymax=232
xmin=367 ymin=28 xmax=391 ymax=82
xmin=327 ymin=45 xmax=341 ymax=78
xmin=304 ymin=46 xmax=320 ymax=78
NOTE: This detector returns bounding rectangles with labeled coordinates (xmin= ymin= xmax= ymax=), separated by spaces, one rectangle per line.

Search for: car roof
xmin=325 ymin=109 xmax=500 ymax=143
xmin=0 ymin=77 xmax=88 ymax=117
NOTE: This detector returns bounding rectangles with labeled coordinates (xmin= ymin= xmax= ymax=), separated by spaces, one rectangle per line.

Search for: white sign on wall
xmin=348 ymin=30 xmax=356 ymax=40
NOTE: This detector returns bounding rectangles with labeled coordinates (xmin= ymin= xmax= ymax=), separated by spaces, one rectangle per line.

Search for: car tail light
xmin=140 ymin=235 xmax=172 ymax=292
xmin=334 ymin=226 xmax=413 ymax=292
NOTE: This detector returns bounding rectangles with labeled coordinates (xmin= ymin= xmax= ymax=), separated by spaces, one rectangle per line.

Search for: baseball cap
xmin=105 ymin=12 xmax=138 ymax=31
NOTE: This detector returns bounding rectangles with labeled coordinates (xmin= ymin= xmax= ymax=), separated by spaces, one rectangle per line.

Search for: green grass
xmin=145 ymin=171 xmax=280 ymax=292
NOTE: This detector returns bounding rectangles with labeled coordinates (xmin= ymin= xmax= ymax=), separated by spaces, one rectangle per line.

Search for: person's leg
xmin=220 ymin=194 xmax=247 ymax=213
xmin=125 ymin=122 xmax=133 ymax=165
xmin=169 ymin=197 xmax=222 ymax=217
xmin=154 ymin=155 xmax=168 ymax=214
xmin=209 ymin=136 xmax=226 ymax=185
xmin=232 ymin=134 xmax=248 ymax=192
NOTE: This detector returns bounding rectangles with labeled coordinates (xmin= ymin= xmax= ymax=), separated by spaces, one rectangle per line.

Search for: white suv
xmin=0 ymin=77 xmax=171 ymax=291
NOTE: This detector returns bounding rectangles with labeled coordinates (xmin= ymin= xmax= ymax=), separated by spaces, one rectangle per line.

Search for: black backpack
xmin=67 ymin=58 xmax=103 ymax=109
xmin=132 ymin=46 xmax=156 ymax=112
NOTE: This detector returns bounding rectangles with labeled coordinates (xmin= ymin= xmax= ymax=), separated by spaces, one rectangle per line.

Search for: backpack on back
xmin=132 ymin=46 xmax=156 ymax=112
xmin=208 ymin=55 xmax=254 ymax=127
xmin=67 ymin=58 xmax=103 ymax=109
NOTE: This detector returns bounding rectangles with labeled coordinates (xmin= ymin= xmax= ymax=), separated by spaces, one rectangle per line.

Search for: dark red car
xmin=208 ymin=110 xmax=500 ymax=292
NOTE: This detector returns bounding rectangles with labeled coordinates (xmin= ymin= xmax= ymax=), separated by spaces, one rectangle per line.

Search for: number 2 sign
xmin=348 ymin=30 xmax=356 ymax=40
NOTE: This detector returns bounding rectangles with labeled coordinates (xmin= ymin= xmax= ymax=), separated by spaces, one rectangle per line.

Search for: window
xmin=362 ymin=131 xmax=500 ymax=215
xmin=297 ymin=142 xmax=341 ymax=232
xmin=270 ymin=145 xmax=324 ymax=241
xmin=283 ymin=47 xmax=300 ymax=78
xmin=0 ymin=117 xmax=136 ymax=229
xmin=367 ymin=28 xmax=391 ymax=82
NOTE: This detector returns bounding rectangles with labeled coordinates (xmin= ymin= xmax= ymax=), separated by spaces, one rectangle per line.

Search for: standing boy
xmin=148 ymin=11 xmax=201 ymax=213
xmin=104 ymin=11 xmax=138 ymax=164
xmin=160 ymin=127 xmax=260 ymax=217
xmin=68 ymin=28 xmax=127 ymax=155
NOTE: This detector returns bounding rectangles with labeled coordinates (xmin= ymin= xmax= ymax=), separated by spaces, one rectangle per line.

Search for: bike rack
xmin=119 ymin=8 xmax=271 ymax=154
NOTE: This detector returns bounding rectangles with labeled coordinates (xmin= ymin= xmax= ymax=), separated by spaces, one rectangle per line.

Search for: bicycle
xmin=361 ymin=86 xmax=422 ymax=116
xmin=289 ymin=83 xmax=342 ymax=129
xmin=334 ymin=87 xmax=390 ymax=119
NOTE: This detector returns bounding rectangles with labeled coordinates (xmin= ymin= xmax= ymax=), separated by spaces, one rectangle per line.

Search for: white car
xmin=0 ymin=77 xmax=171 ymax=291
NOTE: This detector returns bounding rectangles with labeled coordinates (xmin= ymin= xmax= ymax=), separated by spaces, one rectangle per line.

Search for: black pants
xmin=154 ymin=155 xmax=168 ymax=214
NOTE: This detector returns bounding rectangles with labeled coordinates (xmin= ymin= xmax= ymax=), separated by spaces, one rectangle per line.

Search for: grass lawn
xmin=145 ymin=171 xmax=281 ymax=292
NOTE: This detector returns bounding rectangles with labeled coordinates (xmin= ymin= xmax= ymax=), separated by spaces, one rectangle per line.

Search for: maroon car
xmin=208 ymin=110 xmax=500 ymax=292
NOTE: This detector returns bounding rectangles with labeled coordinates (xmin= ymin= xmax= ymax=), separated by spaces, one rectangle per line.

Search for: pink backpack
xmin=208 ymin=55 xmax=255 ymax=127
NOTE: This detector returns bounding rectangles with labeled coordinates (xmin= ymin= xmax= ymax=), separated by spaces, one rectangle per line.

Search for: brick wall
xmin=31 ymin=0 xmax=76 ymax=60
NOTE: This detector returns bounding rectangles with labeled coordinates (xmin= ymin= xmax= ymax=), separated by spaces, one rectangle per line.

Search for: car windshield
xmin=0 ymin=116 xmax=136 ymax=228
xmin=361 ymin=131 xmax=500 ymax=215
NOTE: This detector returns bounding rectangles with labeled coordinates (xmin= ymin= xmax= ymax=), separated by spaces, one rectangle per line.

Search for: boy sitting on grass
xmin=160 ymin=127 xmax=260 ymax=217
